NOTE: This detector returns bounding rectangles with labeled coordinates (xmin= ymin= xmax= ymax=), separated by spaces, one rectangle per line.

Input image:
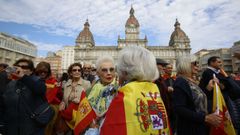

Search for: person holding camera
xmin=0 ymin=58 xmax=47 ymax=135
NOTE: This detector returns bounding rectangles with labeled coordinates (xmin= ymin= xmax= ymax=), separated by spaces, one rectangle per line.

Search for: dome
xmin=169 ymin=19 xmax=189 ymax=46
xmin=76 ymin=19 xmax=95 ymax=45
xmin=125 ymin=7 xmax=139 ymax=27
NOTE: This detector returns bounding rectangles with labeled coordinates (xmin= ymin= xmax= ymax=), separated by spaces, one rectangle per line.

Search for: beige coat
xmin=63 ymin=78 xmax=91 ymax=107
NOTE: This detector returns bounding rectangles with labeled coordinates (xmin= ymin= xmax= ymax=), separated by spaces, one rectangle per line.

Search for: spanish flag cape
xmin=210 ymin=81 xmax=236 ymax=135
xmin=100 ymin=81 xmax=171 ymax=135
xmin=45 ymin=77 xmax=61 ymax=104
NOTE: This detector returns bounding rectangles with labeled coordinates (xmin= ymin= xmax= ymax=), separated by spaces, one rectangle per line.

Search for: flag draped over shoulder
xmin=210 ymin=82 xmax=236 ymax=135
xmin=74 ymin=91 xmax=97 ymax=135
xmin=100 ymin=81 xmax=171 ymax=135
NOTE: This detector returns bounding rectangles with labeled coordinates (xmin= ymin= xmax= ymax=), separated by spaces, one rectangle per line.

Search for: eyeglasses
xmin=101 ymin=67 xmax=115 ymax=73
xmin=83 ymin=67 xmax=91 ymax=70
xmin=192 ymin=61 xmax=199 ymax=66
xmin=16 ymin=65 xmax=30 ymax=69
xmin=72 ymin=69 xmax=81 ymax=72
xmin=38 ymin=70 xmax=48 ymax=74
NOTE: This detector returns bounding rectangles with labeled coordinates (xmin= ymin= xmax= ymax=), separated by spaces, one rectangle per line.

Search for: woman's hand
xmin=59 ymin=102 xmax=65 ymax=111
xmin=205 ymin=113 xmax=222 ymax=127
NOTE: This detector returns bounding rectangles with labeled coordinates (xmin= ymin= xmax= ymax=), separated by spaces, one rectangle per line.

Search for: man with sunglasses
xmin=0 ymin=58 xmax=46 ymax=135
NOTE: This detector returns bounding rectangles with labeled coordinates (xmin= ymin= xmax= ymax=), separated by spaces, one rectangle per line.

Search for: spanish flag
xmin=210 ymin=80 xmax=236 ymax=135
xmin=100 ymin=81 xmax=171 ymax=135
xmin=45 ymin=77 xmax=61 ymax=104
xmin=73 ymin=91 xmax=97 ymax=135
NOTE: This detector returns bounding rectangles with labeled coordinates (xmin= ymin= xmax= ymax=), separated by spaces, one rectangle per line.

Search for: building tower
xmin=118 ymin=6 xmax=147 ymax=48
xmin=75 ymin=19 xmax=95 ymax=48
xmin=169 ymin=19 xmax=190 ymax=48
xmin=75 ymin=19 xmax=95 ymax=63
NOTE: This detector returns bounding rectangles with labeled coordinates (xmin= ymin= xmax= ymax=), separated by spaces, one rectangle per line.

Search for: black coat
xmin=199 ymin=68 xmax=240 ymax=130
xmin=173 ymin=77 xmax=208 ymax=135
xmin=0 ymin=71 xmax=10 ymax=95
xmin=0 ymin=75 xmax=46 ymax=135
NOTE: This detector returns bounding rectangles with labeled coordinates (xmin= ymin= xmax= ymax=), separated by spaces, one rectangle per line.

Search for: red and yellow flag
xmin=45 ymin=77 xmax=61 ymax=104
xmin=100 ymin=81 xmax=171 ymax=135
xmin=210 ymin=81 xmax=236 ymax=135
xmin=73 ymin=91 xmax=97 ymax=135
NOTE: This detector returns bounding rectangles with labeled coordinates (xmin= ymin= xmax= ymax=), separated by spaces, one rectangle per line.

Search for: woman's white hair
xmin=117 ymin=46 xmax=159 ymax=82
xmin=95 ymin=55 xmax=114 ymax=71
xmin=176 ymin=55 xmax=197 ymax=75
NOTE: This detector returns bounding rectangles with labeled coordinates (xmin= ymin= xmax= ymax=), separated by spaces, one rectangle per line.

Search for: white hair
xmin=95 ymin=55 xmax=114 ymax=71
xmin=117 ymin=46 xmax=159 ymax=82
xmin=176 ymin=55 xmax=197 ymax=75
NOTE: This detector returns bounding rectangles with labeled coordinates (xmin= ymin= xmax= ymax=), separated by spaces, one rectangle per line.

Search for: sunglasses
xmin=83 ymin=67 xmax=91 ymax=69
xmin=192 ymin=61 xmax=199 ymax=66
xmin=38 ymin=70 xmax=48 ymax=74
xmin=101 ymin=67 xmax=115 ymax=73
xmin=72 ymin=69 xmax=81 ymax=72
xmin=16 ymin=65 xmax=30 ymax=69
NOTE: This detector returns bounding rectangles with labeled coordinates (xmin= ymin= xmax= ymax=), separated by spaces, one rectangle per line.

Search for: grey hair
xmin=95 ymin=55 xmax=114 ymax=71
xmin=176 ymin=55 xmax=197 ymax=75
xmin=117 ymin=46 xmax=159 ymax=82
xmin=83 ymin=61 xmax=92 ymax=66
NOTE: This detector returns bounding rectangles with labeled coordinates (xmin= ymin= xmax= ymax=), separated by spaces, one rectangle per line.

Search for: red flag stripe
xmin=100 ymin=92 xmax=127 ymax=135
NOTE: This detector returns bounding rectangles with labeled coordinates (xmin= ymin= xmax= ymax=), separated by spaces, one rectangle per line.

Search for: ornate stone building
xmin=74 ymin=7 xmax=191 ymax=70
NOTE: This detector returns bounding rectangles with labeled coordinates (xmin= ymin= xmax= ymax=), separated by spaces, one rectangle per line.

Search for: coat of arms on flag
xmin=73 ymin=91 xmax=97 ymax=135
xmin=135 ymin=92 xmax=168 ymax=132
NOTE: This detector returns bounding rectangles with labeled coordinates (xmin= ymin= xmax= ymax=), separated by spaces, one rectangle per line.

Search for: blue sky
xmin=0 ymin=0 xmax=240 ymax=57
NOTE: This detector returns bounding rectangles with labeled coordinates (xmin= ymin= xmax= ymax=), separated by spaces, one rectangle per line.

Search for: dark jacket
xmin=199 ymin=68 xmax=240 ymax=129
xmin=154 ymin=77 xmax=170 ymax=115
xmin=173 ymin=77 xmax=208 ymax=135
xmin=0 ymin=75 xmax=46 ymax=135
xmin=0 ymin=71 xmax=10 ymax=95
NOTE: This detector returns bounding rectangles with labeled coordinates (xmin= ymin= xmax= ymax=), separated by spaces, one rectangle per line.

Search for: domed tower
xmin=118 ymin=6 xmax=147 ymax=48
xmin=76 ymin=19 xmax=95 ymax=48
xmin=169 ymin=19 xmax=190 ymax=48
xmin=125 ymin=6 xmax=140 ymax=40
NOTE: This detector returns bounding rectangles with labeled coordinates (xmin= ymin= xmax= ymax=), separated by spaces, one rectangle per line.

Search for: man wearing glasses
xmin=82 ymin=62 xmax=95 ymax=84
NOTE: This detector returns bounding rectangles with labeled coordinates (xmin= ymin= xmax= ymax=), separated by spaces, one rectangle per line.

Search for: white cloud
xmin=32 ymin=41 xmax=63 ymax=52
xmin=0 ymin=0 xmax=240 ymax=53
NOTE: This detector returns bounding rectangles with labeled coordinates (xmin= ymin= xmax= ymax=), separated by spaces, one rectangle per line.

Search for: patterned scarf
xmin=88 ymin=80 xmax=118 ymax=116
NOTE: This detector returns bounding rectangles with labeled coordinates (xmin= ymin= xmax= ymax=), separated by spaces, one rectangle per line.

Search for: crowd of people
xmin=0 ymin=45 xmax=240 ymax=135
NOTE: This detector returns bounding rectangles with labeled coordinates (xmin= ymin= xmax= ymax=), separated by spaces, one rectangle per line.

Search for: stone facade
xmin=195 ymin=48 xmax=233 ymax=73
xmin=73 ymin=7 xmax=191 ymax=71
xmin=62 ymin=46 xmax=75 ymax=72
xmin=231 ymin=41 xmax=240 ymax=73
xmin=0 ymin=32 xmax=37 ymax=66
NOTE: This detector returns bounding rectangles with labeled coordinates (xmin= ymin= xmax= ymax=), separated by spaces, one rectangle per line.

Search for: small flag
xmin=210 ymin=75 xmax=236 ymax=135
xmin=74 ymin=91 xmax=97 ymax=135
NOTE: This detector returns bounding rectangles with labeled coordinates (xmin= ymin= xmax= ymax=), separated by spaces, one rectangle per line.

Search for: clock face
xmin=130 ymin=24 xmax=135 ymax=27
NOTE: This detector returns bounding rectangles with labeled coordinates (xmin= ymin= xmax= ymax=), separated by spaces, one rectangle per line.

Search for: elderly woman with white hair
xmin=100 ymin=46 xmax=171 ymax=135
xmin=172 ymin=55 xmax=222 ymax=135
xmin=84 ymin=55 xmax=118 ymax=134
xmin=88 ymin=55 xmax=118 ymax=116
